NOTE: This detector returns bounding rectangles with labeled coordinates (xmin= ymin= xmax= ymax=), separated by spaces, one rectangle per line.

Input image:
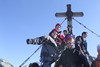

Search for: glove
xmin=26 ymin=39 xmax=34 ymax=44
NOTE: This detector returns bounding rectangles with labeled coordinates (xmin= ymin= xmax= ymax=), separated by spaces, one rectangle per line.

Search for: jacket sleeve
xmin=26 ymin=35 xmax=47 ymax=45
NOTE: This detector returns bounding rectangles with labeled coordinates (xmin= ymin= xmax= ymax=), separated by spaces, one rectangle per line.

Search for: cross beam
xmin=55 ymin=4 xmax=84 ymax=34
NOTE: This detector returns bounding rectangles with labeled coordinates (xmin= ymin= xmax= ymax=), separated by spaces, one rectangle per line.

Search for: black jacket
xmin=55 ymin=48 xmax=80 ymax=67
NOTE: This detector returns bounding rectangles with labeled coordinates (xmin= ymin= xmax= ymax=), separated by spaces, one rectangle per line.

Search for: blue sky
xmin=0 ymin=0 xmax=100 ymax=67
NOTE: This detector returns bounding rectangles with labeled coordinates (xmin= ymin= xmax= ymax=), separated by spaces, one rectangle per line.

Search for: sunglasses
xmin=66 ymin=42 xmax=74 ymax=44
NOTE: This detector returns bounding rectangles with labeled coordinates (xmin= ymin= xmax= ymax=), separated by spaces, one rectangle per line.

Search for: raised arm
xmin=26 ymin=36 xmax=47 ymax=45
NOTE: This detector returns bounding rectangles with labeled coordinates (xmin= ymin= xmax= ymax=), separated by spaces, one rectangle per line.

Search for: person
xmin=54 ymin=23 xmax=64 ymax=43
xmin=63 ymin=30 xmax=69 ymax=38
xmin=54 ymin=23 xmax=65 ymax=53
xmin=26 ymin=29 xmax=61 ymax=67
xmin=63 ymin=29 xmax=72 ymax=39
xmin=82 ymin=32 xmax=88 ymax=53
xmin=51 ymin=23 xmax=63 ymax=46
xmin=55 ymin=23 xmax=61 ymax=32
xmin=75 ymin=32 xmax=88 ymax=53
xmin=91 ymin=44 xmax=100 ymax=67
xmin=29 ymin=62 xmax=39 ymax=67
xmin=75 ymin=32 xmax=90 ymax=55
xmin=75 ymin=32 xmax=90 ymax=67
xmin=54 ymin=36 xmax=81 ymax=67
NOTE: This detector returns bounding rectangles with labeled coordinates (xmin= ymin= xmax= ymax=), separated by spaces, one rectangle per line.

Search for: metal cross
xmin=55 ymin=4 xmax=84 ymax=34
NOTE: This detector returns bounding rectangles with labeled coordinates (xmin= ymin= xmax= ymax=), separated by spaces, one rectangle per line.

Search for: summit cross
xmin=55 ymin=4 xmax=84 ymax=34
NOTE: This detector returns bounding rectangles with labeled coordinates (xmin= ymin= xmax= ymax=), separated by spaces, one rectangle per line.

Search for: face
xmin=66 ymin=40 xmax=75 ymax=49
xmin=63 ymin=31 xmax=68 ymax=36
xmin=51 ymin=31 xmax=57 ymax=38
xmin=83 ymin=33 xmax=87 ymax=38
xmin=55 ymin=25 xmax=61 ymax=32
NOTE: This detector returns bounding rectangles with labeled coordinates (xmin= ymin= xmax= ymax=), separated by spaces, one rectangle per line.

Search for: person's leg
xmin=80 ymin=55 xmax=90 ymax=67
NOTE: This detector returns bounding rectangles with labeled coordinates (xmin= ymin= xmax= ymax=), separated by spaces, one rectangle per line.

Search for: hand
xmin=77 ymin=41 xmax=81 ymax=44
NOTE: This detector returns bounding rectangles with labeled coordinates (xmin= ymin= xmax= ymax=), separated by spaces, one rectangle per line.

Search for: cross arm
xmin=55 ymin=12 xmax=66 ymax=17
xmin=55 ymin=12 xmax=84 ymax=17
xmin=73 ymin=12 xmax=84 ymax=17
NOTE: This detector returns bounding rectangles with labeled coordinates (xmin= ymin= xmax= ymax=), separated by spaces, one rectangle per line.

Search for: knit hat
xmin=65 ymin=36 xmax=75 ymax=48
xmin=52 ymin=28 xmax=58 ymax=32
xmin=65 ymin=36 xmax=74 ymax=43
xmin=55 ymin=23 xmax=61 ymax=27
xmin=49 ymin=28 xmax=58 ymax=36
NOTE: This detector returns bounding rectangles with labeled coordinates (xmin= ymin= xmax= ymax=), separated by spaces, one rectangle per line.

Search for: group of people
xmin=26 ymin=23 xmax=100 ymax=67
